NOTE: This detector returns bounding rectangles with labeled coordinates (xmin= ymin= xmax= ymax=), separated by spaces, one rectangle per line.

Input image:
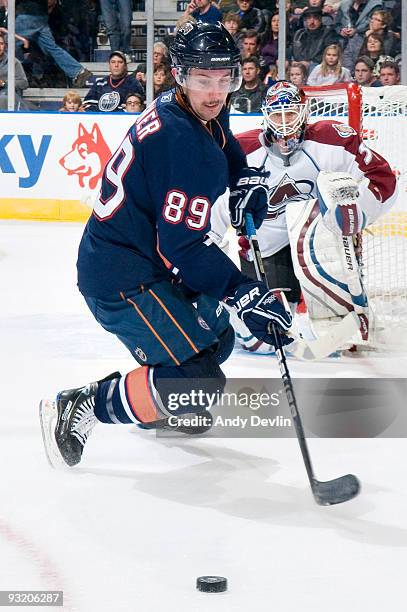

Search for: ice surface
xmin=1 ymin=221 xmax=407 ymax=612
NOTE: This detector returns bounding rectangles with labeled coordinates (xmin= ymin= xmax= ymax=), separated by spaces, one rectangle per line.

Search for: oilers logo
xmin=135 ymin=347 xmax=147 ymax=362
xmin=99 ymin=91 xmax=121 ymax=112
xmin=197 ymin=316 xmax=210 ymax=330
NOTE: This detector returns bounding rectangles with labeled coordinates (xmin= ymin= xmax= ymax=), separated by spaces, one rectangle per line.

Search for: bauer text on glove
xmin=229 ymin=167 xmax=270 ymax=231
xmin=228 ymin=281 xmax=293 ymax=347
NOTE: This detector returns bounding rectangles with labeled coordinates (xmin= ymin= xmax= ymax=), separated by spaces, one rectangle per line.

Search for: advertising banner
xmin=0 ymin=110 xmax=405 ymax=221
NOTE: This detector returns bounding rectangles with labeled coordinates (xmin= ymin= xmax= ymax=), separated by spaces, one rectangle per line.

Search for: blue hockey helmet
xmin=170 ymin=21 xmax=242 ymax=93
xmin=261 ymin=81 xmax=309 ymax=157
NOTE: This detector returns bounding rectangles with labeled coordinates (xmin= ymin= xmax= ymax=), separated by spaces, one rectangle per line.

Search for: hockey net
xmin=303 ymin=83 xmax=407 ymax=350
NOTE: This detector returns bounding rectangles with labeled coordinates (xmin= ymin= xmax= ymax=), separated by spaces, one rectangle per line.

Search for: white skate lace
xmin=70 ymin=397 xmax=97 ymax=445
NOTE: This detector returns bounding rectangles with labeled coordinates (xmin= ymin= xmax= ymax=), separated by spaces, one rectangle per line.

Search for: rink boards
xmin=0 ymin=110 xmax=405 ymax=221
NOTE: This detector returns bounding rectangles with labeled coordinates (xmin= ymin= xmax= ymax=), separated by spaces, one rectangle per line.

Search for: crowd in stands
xmin=0 ymin=0 xmax=403 ymax=113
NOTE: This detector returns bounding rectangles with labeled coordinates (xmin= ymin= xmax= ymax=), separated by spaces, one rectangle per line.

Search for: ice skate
xmin=40 ymin=372 xmax=119 ymax=468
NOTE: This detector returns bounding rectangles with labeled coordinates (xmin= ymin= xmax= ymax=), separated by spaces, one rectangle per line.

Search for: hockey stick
xmin=244 ymin=213 xmax=360 ymax=505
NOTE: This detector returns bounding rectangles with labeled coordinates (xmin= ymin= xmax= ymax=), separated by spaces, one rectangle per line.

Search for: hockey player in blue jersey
xmin=40 ymin=21 xmax=293 ymax=468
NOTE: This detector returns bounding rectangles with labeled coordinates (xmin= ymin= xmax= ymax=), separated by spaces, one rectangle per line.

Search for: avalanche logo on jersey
xmin=332 ymin=123 xmax=357 ymax=138
xmin=267 ymin=173 xmax=314 ymax=220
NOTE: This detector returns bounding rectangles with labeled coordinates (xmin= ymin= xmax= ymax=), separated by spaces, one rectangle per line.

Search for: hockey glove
xmin=229 ymin=167 xmax=270 ymax=232
xmin=228 ymin=281 xmax=293 ymax=347
xmin=317 ymin=171 xmax=366 ymax=236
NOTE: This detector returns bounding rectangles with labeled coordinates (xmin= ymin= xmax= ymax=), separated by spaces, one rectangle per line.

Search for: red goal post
xmin=301 ymin=83 xmax=407 ymax=350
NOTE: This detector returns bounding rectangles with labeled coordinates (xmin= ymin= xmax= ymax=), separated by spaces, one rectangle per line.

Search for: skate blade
xmin=39 ymin=399 xmax=69 ymax=470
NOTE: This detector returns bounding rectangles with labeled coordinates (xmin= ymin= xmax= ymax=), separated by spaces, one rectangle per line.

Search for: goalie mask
xmin=261 ymin=81 xmax=309 ymax=158
xmin=169 ymin=21 xmax=242 ymax=93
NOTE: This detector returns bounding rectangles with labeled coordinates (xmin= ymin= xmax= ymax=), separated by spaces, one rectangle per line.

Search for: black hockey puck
xmin=196 ymin=576 xmax=227 ymax=593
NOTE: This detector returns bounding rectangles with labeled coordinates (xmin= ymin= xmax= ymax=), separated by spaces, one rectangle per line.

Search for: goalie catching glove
xmin=229 ymin=167 xmax=270 ymax=232
xmin=317 ymin=171 xmax=366 ymax=236
xmin=227 ymin=281 xmax=293 ymax=347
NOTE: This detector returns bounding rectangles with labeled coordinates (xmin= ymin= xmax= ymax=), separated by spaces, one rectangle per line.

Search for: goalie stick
xmin=245 ymin=213 xmax=360 ymax=505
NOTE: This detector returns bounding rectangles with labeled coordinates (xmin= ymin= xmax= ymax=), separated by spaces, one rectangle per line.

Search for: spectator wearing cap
xmin=183 ymin=0 xmax=222 ymax=24
xmin=292 ymin=6 xmax=339 ymax=68
xmin=124 ymin=92 xmax=145 ymax=113
xmin=335 ymin=0 xmax=383 ymax=46
xmin=292 ymin=0 xmax=336 ymax=30
xmin=235 ymin=0 xmax=266 ymax=34
xmin=379 ymin=59 xmax=400 ymax=86
xmin=99 ymin=0 xmax=132 ymax=60
xmin=342 ymin=9 xmax=400 ymax=71
xmin=83 ymin=51 xmax=144 ymax=112
xmin=353 ymin=55 xmax=381 ymax=86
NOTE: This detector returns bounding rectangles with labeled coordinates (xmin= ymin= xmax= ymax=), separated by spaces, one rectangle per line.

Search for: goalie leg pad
xmin=285 ymin=198 xmax=366 ymax=322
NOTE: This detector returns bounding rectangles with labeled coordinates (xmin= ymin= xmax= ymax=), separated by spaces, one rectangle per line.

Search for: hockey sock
xmin=94 ymin=351 xmax=226 ymax=425
xmin=95 ymin=367 xmax=167 ymax=424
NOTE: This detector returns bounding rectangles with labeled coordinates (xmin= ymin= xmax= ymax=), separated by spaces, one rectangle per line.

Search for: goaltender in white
xmin=211 ymin=81 xmax=398 ymax=353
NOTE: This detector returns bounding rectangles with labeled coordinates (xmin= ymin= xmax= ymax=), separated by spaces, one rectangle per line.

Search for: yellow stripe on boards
xmin=0 ymin=199 xmax=92 ymax=222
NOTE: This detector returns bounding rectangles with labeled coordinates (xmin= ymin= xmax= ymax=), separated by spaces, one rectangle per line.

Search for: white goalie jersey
xmin=211 ymin=120 xmax=398 ymax=260
xmin=211 ymin=120 xmax=398 ymax=352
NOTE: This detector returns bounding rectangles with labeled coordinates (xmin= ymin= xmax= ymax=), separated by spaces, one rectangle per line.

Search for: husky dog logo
xmin=59 ymin=123 xmax=112 ymax=190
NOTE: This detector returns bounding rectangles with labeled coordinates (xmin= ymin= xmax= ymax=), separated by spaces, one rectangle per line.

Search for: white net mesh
xmin=304 ymin=84 xmax=407 ymax=350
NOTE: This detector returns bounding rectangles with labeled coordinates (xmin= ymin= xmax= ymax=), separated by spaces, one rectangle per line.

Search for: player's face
xmin=0 ymin=38 xmax=5 ymax=57
xmin=271 ymin=109 xmax=300 ymax=129
xmin=183 ymin=68 xmax=232 ymax=122
xmin=109 ymin=57 xmax=127 ymax=78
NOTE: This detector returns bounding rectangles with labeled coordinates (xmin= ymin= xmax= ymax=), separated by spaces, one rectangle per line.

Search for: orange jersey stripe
xmin=148 ymin=289 xmax=200 ymax=354
xmin=126 ymin=297 xmax=180 ymax=365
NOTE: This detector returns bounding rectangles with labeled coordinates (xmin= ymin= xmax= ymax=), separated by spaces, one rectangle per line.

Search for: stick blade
xmin=312 ymin=474 xmax=361 ymax=506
